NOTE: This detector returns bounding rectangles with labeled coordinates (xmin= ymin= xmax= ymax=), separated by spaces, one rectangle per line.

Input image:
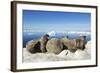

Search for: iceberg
xmin=47 ymin=31 xmax=56 ymax=37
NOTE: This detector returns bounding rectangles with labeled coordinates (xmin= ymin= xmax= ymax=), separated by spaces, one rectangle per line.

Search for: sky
xmin=23 ymin=10 xmax=91 ymax=32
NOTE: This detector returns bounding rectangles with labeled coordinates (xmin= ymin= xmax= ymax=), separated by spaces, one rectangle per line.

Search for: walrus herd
xmin=26 ymin=34 xmax=87 ymax=54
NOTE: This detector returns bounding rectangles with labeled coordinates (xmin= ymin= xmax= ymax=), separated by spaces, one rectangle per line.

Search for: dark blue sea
xmin=23 ymin=32 xmax=91 ymax=48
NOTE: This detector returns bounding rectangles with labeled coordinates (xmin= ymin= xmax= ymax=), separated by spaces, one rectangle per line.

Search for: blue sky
xmin=23 ymin=10 xmax=91 ymax=32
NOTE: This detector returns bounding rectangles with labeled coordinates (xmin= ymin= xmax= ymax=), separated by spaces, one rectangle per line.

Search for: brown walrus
xmin=26 ymin=40 xmax=41 ymax=53
xmin=46 ymin=38 xmax=63 ymax=54
xmin=26 ymin=34 xmax=49 ymax=53
xmin=40 ymin=34 xmax=49 ymax=52
xmin=61 ymin=36 xmax=87 ymax=52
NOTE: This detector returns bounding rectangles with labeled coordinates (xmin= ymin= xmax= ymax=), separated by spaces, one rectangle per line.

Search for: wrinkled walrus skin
xmin=46 ymin=38 xmax=63 ymax=54
xmin=39 ymin=34 xmax=49 ymax=52
xmin=61 ymin=36 xmax=87 ymax=53
xmin=26 ymin=34 xmax=49 ymax=53
xmin=76 ymin=36 xmax=87 ymax=50
xmin=26 ymin=40 xmax=41 ymax=53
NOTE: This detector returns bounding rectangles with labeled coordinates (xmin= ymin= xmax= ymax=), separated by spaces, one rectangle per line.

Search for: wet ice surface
xmin=23 ymin=41 xmax=91 ymax=63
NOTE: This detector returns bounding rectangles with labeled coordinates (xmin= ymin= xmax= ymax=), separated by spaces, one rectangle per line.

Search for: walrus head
xmin=40 ymin=34 xmax=49 ymax=53
xmin=76 ymin=36 xmax=87 ymax=50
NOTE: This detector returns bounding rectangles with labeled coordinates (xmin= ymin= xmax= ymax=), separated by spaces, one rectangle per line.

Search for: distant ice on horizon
xmin=23 ymin=30 xmax=91 ymax=36
xmin=47 ymin=31 xmax=56 ymax=37
xmin=63 ymin=31 xmax=91 ymax=35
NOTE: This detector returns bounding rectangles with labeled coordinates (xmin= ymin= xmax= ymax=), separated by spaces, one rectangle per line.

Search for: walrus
xmin=40 ymin=34 xmax=49 ymax=52
xmin=26 ymin=34 xmax=49 ymax=53
xmin=61 ymin=36 xmax=87 ymax=53
xmin=46 ymin=38 xmax=63 ymax=54
xmin=76 ymin=36 xmax=87 ymax=50
xmin=26 ymin=40 xmax=41 ymax=53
